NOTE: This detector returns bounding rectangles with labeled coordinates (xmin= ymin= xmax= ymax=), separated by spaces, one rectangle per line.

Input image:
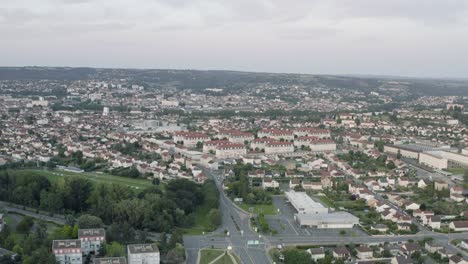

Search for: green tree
xmin=196 ymin=141 xmax=203 ymax=149
xmin=63 ymin=177 xmax=93 ymax=212
xmin=105 ymin=242 xmax=125 ymax=257
xmin=208 ymin=209 xmax=222 ymax=230
xmin=396 ymin=150 xmax=402 ymax=159
xmin=16 ymin=216 xmax=34 ymax=234
xmin=283 ymin=249 xmax=310 ymax=264
xmin=76 ymin=214 xmax=104 ymax=229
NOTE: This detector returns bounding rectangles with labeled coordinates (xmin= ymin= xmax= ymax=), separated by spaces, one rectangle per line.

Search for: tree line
xmin=0 ymin=170 xmax=219 ymax=233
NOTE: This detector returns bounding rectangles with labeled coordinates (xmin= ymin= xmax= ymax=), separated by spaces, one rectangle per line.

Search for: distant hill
xmin=0 ymin=67 xmax=467 ymax=96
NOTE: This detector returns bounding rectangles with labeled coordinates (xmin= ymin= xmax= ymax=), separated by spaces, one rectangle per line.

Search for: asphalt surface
xmin=184 ymin=168 xmax=272 ymax=264
xmin=184 ymin=168 xmax=468 ymax=264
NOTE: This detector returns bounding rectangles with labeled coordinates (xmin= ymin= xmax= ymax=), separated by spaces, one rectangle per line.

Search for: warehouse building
xmin=285 ymin=191 xmax=359 ymax=229
xmin=295 ymin=212 xmax=360 ymax=228
xmin=285 ymin=191 xmax=329 ymax=214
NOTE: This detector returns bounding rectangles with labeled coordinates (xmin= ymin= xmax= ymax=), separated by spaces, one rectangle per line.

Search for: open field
xmin=199 ymin=249 xmax=225 ymax=264
xmin=447 ymin=167 xmax=466 ymax=175
xmin=239 ymin=203 xmax=278 ymax=215
xmin=7 ymin=169 xmax=153 ymax=189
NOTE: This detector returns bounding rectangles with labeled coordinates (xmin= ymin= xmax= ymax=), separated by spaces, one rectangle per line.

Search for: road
xmin=184 ymin=168 xmax=272 ymax=264
xmin=0 ymin=201 xmax=66 ymax=225
xmin=184 ymin=167 xmax=468 ymax=263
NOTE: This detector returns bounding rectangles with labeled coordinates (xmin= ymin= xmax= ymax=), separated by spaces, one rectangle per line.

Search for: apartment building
xmin=127 ymin=244 xmax=160 ymax=264
xmin=52 ymin=240 xmax=82 ymax=264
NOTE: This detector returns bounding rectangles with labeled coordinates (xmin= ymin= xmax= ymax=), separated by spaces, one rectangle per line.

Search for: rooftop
xmin=127 ymin=244 xmax=159 ymax=254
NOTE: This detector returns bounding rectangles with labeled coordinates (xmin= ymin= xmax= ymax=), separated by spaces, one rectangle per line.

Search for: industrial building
xmin=295 ymin=212 xmax=360 ymax=228
xmin=285 ymin=191 xmax=329 ymax=214
xmin=285 ymin=191 xmax=360 ymax=229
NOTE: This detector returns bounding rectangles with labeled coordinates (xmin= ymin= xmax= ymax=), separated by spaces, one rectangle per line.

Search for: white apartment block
xmin=265 ymin=142 xmax=294 ymax=154
xmin=384 ymin=145 xmax=419 ymax=159
xmin=293 ymin=128 xmax=330 ymax=138
xmin=310 ymin=140 xmax=336 ymax=152
xmin=250 ymin=138 xmax=277 ymax=150
xmin=420 ymin=150 xmax=468 ymax=170
xmin=419 ymin=152 xmax=448 ymax=170
xmin=127 ymin=244 xmax=160 ymax=264
xmin=52 ymin=240 xmax=83 ymax=264
xmin=202 ymin=140 xmax=230 ymax=153
xmin=258 ymin=129 xmax=294 ymax=141
xmin=173 ymin=132 xmax=210 ymax=148
xmin=78 ymin=228 xmax=106 ymax=255
xmin=228 ymin=132 xmax=255 ymax=144
xmin=215 ymin=144 xmax=246 ymax=159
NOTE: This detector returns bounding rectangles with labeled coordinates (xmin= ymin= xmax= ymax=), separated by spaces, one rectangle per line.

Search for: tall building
xmin=52 ymin=240 xmax=82 ymax=264
xmin=78 ymin=228 xmax=106 ymax=255
xmin=127 ymin=244 xmax=160 ymax=264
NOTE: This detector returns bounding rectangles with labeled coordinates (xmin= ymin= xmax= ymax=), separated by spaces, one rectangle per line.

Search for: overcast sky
xmin=1 ymin=0 xmax=468 ymax=78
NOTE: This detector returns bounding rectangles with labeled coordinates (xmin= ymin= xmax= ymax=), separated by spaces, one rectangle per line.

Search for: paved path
xmin=0 ymin=201 xmax=66 ymax=225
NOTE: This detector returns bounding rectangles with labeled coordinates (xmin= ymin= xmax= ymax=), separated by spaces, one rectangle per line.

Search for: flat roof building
xmin=94 ymin=257 xmax=127 ymax=264
xmin=127 ymin=244 xmax=160 ymax=264
xmin=52 ymin=240 xmax=82 ymax=264
xmin=285 ymin=190 xmax=329 ymax=214
xmin=295 ymin=212 xmax=360 ymax=229
xmin=78 ymin=228 xmax=106 ymax=255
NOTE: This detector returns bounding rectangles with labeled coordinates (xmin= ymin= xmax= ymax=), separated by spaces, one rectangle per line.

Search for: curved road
xmin=184 ymin=168 xmax=468 ymax=264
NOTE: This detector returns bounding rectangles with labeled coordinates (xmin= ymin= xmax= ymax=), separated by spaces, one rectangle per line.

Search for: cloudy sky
xmin=1 ymin=0 xmax=468 ymax=78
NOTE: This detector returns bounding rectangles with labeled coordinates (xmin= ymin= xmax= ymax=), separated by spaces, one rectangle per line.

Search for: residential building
xmin=94 ymin=257 xmax=127 ymax=264
xmin=78 ymin=228 xmax=106 ymax=255
xmin=449 ymin=221 xmax=468 ymax=232
xmin=52 ymin=240 xmax=83 ymax=264
xmin=215 ymin=144 xmax=246 ymax=159
xmin=127 ymin=244 xmax=160 ymax=264
xmin=265 ymin=142 xmax=294 ymax=154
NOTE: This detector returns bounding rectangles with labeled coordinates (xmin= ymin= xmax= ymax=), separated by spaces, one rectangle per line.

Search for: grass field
xmin=8 ymin=169 xmax=153 ymax=189
xmin=182 ymin=204 xmax=215 ymax=235
xmin=447 ymin=167 xmax=466 ymax=175
xmin=213 ymin=254 xmax=235 ymax=264
xmin=314 ymin=195 xmax=334 ymax=208
xmin=199 ymin=249 xmax=225 ymax=264
xmin=239 ymin=203 xmax=277 ymax=215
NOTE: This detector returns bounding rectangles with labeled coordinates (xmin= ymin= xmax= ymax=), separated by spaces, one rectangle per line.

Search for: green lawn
xmin=8 ymin=169 xmax=153 ymax=189
xmin=213 ymin=254 xmax=235 ymax=264
xmin=314 ymin=195 xmax=334 ymax=207
xmin=239 ymin=203 xmax=277 ymax=215
xmin=182 ymin=205 xmax=213 ymax=235
xmin=446 ymin=168 xmax=466 ymax=175
xmin=199 ymin=249 xmax=225 ymax=264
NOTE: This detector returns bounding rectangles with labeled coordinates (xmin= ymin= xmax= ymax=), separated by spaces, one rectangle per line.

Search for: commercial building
xmin=52 ymin=240 xmax=82 ymax=264
xmin=127 ymin=244 xmax=160 ymax=264
xmin=285 ymin=191 xmax=329 ymax=214
xmin=285 ymin=191 xmax=359 ymax=229
xmin=295 ymin=212 xmax=360 ymax=229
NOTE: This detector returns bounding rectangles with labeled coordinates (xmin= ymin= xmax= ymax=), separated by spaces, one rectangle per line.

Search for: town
xmin=0 ymin=67 xmax=468 ymax=264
